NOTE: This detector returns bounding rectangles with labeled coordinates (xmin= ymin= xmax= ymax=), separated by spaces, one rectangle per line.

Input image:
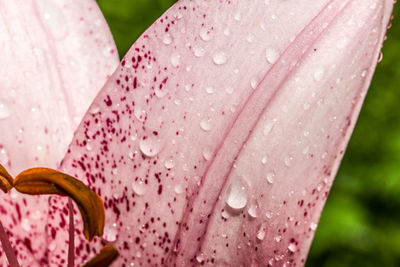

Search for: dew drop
xmin=200 ymin=27 xmax=213 ymax=41
xmin=256 ymin=222 xmax=267 ymax=241
xmin=89 ymin=105 xmax=100 ymax=115
xmin=171 ymin=53 xmax=181 ymax=68
xmin=35 ymin=0 xmax=68 ymax=39
xmin=21 ymin=219 xmax=31 ymax=232
xmin=310 ymin=222 xmax=318 ymax=231
xmin=247 ymin=34 xmax=255 ymax=43
xmin=274 ymin=235 xmax=282 ymax=243
xmin=263 ymin=119 xmax=277 ymax=136
xmin=131 ymin=179 xmax=146 ymax=196
xmin=164 ymin=159 xmax=175 ymax=169
xmin=163 ymin=33 xmax=172 ymax=45
xmin=0 ymin=148 xmax=9 ymax=165
xmin=250 ymin=78 xmax=258 ymax=89
xmin=313 ymin=67 xmax=325 ymax=81
xmin=193 ymin=45 xmax=205 ymax=57
xmin=0 ymin=103 xmax=11 ymax=119
xmin=266 ymin=172 xmax=275 ymax=184
xmin=202 ymin=147 xmax=213 ymax=160
xmin=205 ymin=86 xmax=214 ymax=94
xmin=261 ymin=155 xmax=268 ymax=165
xmin=234 ymin=12 xmax=241 ymax=21
xmin=174 ymin=184 xmax=184 ymax=195
xmin=226 ymin=177 xmax=248 ymax=211
xmin=266 ymin=48 xmax=279 ymax=64
xmin=223 ymin=28 xmax=230 ymax=36
xmin=284 ymin=156 xmax=293 ymax=167
xmin=213 ymin=51 xmax=228 ymax=65
xmin=139 ymin=136 xmax=162 ymax=157
xmin=225 ymin=86 xmax=234 ymax=94
xmin=196 ymin=253 xmax=204 ymax=263
xmin=247 ymin=200 xmax=259 ymax=218
xmin=103 ymin=224 xmax=118 ymax=242
xmin=288 ymin=241 xmax=297 ymax=252
xmin=200 ymin=118 xmax=213 ymax=132
xmin=134 ymin=106 xmax=146 ymax=122
xmin=265 ymin=211 xmax=273 ymax=219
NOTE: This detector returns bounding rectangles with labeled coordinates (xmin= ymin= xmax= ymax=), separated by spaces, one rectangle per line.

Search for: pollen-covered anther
xmin=13 ymin=167 xmax=105 ymax=241
xmin=0 ymin=164 xmax=14 ymax=193
xmin=82 ymin=245 xmax=119 ymax=267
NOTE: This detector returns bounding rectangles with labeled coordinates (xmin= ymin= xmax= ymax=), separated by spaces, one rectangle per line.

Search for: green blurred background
xmin=97 ymin=1 xmax=400 ymax=266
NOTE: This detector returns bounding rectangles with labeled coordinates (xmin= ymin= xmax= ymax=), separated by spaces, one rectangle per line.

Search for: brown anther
xmin=82 ymin=245 xmax=119 ymax=267
xmin=0 ymin=164 xmax=13 ymax=193
xmin=13 ymin=167 xmax=105 ymax=241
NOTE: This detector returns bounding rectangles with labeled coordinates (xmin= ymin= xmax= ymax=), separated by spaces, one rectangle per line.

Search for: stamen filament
xmin=68 ymin=198 xmax=75 ymax=267
xmin=0 ymin=219 xmax=21 ymax=267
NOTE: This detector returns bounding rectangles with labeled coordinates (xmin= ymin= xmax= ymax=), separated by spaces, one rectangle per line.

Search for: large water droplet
xmin=213 ymin=51 xmax=228 ymax=65
xmin=131 ymin=179 xmax=146 ymax=196
xmin=0 ymin=103 xmax=10 ymax=119
xmin=226 ymin=177 xmax=248 ymax=211
xmin=139 ymin=136 xmax=162 ymax=157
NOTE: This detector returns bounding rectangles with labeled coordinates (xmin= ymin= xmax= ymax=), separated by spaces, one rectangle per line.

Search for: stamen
xmin=68 ymin=198 xmax=75 ymax=267
xmin=13 ymin=167 xmax=105 ymax=241
xmin=0 ymin=165 xmax=13 ymax=193
xmin=82 ymin=245 xmax=119 ymax=267
xmin=0 ymin=219 xmax=20 ymax=267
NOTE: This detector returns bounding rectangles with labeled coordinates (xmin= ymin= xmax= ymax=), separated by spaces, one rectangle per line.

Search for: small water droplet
xmin=103 ymin=224 xmax=118 ymax=242
xmin=196 ymin=253 xmax=204 ymax=263
xmin=226 ymin=177 xmax=248 ymax=211
xmin=0 ymin=103 xmax=11 ymax=119
xmin=163 ymin=33 xmax=172 ymax=45
xmin=246 ymin=34 xmax=255 ymax=43
xmin=200 ymin=118 xmax=213 ymax=131
xmin=261 ymin=155 xmax=268 ymax=165
xmin=274 ymin=235 xmax=282 ymax=243
xmin=234 ymin=12 xmax=241 ymax=21
xmin=213 ymin=51 xmax=228 ymax=65
xmin=284 ymin=156 xmax=293 ymax=167
xmin=247 ymin=200 xmax=259 ymax=218
xmin=193 ymin=45 xmax=205 ymax=57
xmin=132 ymin=179 xmax=146 ymax=196
xmin=266 ymin=172 xmax=275 ymax=184
xmin=249 ymin=77 xmax=259 ymax=89
xmin=202 ymin=147 xmax=213 ymax=160
xmin=288 ymin=241 xmax=297 ymax=252
xmin=223 ymin=28 xmax=230 ymax=36
xmin=314 ymin=67 xmax=325 ymax=81
xmin=205 ymin=86 xmax=214 ymax=94
xmin=266 ymin=48 xmax=279 ymax=64
xmin=263 ymin=119 xmax=277 ymax=136
xmin=265 ymin=211 xmax=273 ymax=219
xmin=174 ymin=184 xmax=184 ymax=195
xmin=225 ymin=86 xmax=234 ymax=94
xmin=310 ymin=222 xmax=318 ymax=231
xmin=0 ymin=148 xmax=9 ymax=165
xmin=21 ymin=219 xmax=31 ymax=232
xmin=256 ymin=222 xmax=267 ymax=241
xmin=89 ymin=105 xmax=100 ymax=115
xmin=171 ymin=53 xmax=181 ymax=68
xmin=134 ymin=106 xmax=146 ymax=122
xmin=164 ymin=159 xmax=175 ymax=169
xmin=200 ymin=27 xmax=213 ymax=41
xmin=139 ymin=136 xmax=162 ymax=157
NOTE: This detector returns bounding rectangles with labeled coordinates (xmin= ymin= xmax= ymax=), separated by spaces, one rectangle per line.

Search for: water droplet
xmin=202 ymin=147 xmax=213 ymax=160
xmin=164 ymin=159 xmax=175 ymax=169
xmin=134 ymin=106 xmax=146 ymax=122
xmin=266 ymin=48 xmax=279 ymax=64
xmin=205 ymin=86 xmax=214 ymax=94
xmin=174 ymin=12 xmax=183 ymax=20
xmin=193 ymin=45 xmax=205 ymax=57
xmin=234 ymin=12 xmax=241 ymax=21
xmin=21 ymin=219 xmax=31 ymax=232
xmin=103 ymin=224 xmax=118 ymax=242
xmin=274 ymin=235 xmax=282 ymax=243
xmin=0 ymin=148 xmax=9 ymax=165
xmin=256 ymin=222 xmax=267 ymax=241
xmin=313 ymin=67 xmax=325 ymax=81
xmin=213 ymin=51 xmax=228 ymax=65
xmin=247 ymin=34 xmax=255 ymax=43
xmin=163 ymin=33 xmax=172 ymax=45
xmin=266 ymin=172 xmax=274 ymax=184
xmin=250 ymin=78 xmax=258 ymax=89
xmin=89 ymin=105 xmax=100 ymax=115
xmin=288 ymin=241 xmax=297 ymax=252
xmin=261 ymin=155 xmax=268 ymax=165
xmin=263 ymin=119 xmax=277 ymax=136
xmin=48 ymin=241 xmax=57 ymax=251
xmin=225 ymin=86 xmax=234 ymax=94
xmin=265 ymin=211 xmax=273 ymax=219
xmin=223 ymin=28 xmax=230 ymax=36
xmin=85 ymin=142 xmax=93 ymax=151
xmin=226 ymin=177 xmax=248 ymax=211
xmin=174 ymin=184 xmax=184 ymax=195
xmin=247 ymin=200 xmax=259 ymax=218
xmin=200 ymin=27 xmax=213 ymax=41
xmin=171 ymin=53 xmax=181 ymax=68
xmin=139 ymin=136 xmax=162 ymax=157
xmin=284 ymin=156 xmax=293 ymax=167
xmin=0 ymin=103 xmax=10 ymax=119
xmin=310 ymin=222 xmax=318 ymax=231
xmin=132 ymin=179 xmax=146 ymax=196
xmin=200 ymin=118 xmax=213 ymax=131
xmin=196 ymin=253 xmax=204 ymax=263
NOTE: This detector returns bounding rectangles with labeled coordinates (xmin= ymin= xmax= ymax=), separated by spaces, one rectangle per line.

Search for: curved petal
xmin=0 ymin=0 xmax=118 ymax=265
xmin=48 ymin=0 xmax=393 ymax=266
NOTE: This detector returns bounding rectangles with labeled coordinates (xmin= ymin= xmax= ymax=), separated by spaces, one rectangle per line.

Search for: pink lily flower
xmin=0 ymin=0 xmax=395 ymax=266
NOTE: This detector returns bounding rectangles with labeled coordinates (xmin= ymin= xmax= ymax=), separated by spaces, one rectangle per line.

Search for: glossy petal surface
xmin=49 ymin=0 xmax=393 ymax=266
xmin=0 ymin=0 xmax=118 ymax=265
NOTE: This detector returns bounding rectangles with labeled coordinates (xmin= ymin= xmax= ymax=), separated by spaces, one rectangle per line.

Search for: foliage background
xmin=97 ymin=1 xmax=400 ymax=266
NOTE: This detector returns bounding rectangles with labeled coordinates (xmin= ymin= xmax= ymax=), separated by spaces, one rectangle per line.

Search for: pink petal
xmin=48 ymin=0 xmax=393 ymax=266
xmin=0 ymin=0 xmax=118 ymax=265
